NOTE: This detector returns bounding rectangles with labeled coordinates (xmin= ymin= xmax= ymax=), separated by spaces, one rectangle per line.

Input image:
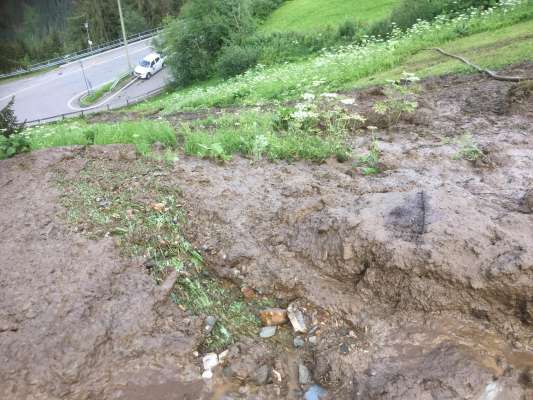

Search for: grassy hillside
xmin=261 ymin=0 xmax=400 ymax=33
xmin=134 ymin=1 xmax=532 ymax=113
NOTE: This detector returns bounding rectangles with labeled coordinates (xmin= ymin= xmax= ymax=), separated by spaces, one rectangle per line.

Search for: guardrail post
xmin=62 ymin=114 xmax=65 ymax=120
xmin=107 ymin=104 xmax=110 ymax=111
xmin=81 ymin=111 xmax=84 ymax=118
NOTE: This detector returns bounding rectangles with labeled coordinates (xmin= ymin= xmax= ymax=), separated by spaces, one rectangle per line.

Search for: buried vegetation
xmin=55 ymin=156 xmax=278 ymax=353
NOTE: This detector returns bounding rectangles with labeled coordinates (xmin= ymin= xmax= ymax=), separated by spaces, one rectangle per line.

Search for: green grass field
xmin=261 ymin=0 xmax=399 ymax=33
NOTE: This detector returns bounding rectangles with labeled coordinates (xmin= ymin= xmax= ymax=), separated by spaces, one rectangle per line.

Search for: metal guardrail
xmin=26 ymin=85 xmax=168 ymax=126
xmin=0 ymin=27 xmax=162 ymax=80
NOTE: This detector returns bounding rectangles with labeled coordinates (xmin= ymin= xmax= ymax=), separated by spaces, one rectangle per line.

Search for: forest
xmin=0 ymin=0 xmax=183 ymax=73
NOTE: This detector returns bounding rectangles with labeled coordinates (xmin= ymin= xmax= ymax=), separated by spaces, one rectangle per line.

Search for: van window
xmin=155 ymin=57 xmax=159 ymax=63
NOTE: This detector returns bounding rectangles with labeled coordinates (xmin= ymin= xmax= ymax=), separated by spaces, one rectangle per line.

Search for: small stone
xmin=259 ymin=308 xmax=288 ymax=326
xmin=293 ymin=336 xmax=305 ymax=348
xmin=308 ymin=336 xmax=318 ymax=345
xmin=202 ymin=369 xmax=213 ymax=379
xmin=222 ymin=366 xmax=233 ymax=377
xmin=150 ymin=202 xmax=165 ymax=212
xmin=241 ymin=286 xmax=256 ymax=300
xmin=524 ymin=189 xmax=533 ymax=212
xmin=272 ymin=369 xmax=282 ymax=383
xmin=203 ymin=353 xmax=219 ymax=370
xmin=205 ymin=315 xmax=217 ymax=333
xmin=339 ymin=343 xmax=349 ymax=354
xmin=259 ymin=326 xmax=277 ymax=338
xmin=304 ymin=385 xmax=327 ymax=400
xmin=287 ymin=304 xmax=307 ymax=333
xmin=218 ymin=349 xmax=229 ymax=361
xmin=252 ymin=365 xmax=270 ymax=385
xmin=298 ymin=364 xmax=312 ymax=385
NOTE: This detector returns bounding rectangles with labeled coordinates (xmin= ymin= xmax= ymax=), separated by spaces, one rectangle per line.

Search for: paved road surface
xmin=0 ymin=38 xmax=170 ymax=122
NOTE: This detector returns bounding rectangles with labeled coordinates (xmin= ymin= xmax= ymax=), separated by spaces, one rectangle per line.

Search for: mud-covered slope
xmin=0 ymin=149 xmax=209 ymax=399
xmin=171 ymin=66 xmax=533 ymax=399
xmin=0 ymin=65 xmax=532 ymax=400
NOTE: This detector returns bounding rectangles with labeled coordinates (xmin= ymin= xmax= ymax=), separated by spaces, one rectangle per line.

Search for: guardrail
xmin=0 ymin=27 xmax=162 ymax=80
xmin=26 ymin=85 xmax=168 ymax=126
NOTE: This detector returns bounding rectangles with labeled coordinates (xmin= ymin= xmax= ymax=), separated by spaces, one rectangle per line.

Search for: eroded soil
xmin=1 ymin=65 xmax=533 ymax=399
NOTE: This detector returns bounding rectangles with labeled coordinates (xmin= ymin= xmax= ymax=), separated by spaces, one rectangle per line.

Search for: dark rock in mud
xmin=253 ymin=364 xmax=271 ymax=385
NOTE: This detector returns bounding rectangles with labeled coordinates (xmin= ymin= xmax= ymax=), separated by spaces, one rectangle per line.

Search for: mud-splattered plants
xmin=454 ymin=133 xmax=484 ymax=162
xmin=373 ymin=72 xmax=420 ymax=126
xmin=358 ymin=137 xmax=381 ymax=175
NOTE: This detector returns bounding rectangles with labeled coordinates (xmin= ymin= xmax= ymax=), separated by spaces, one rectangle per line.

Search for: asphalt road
xmin=0 ymin=38 xmax=170 ymax=122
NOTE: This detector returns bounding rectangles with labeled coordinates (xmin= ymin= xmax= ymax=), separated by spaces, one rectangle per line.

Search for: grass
xmin=79 ymin=74 xmax=132 ymax=107
xmin=454 ymin=133 xmax=484 ymax=162
xmin=261 ymin=0 xmax=400 ymax=33
xmin=27 ymin=120 xmax=177 ymax=155
xmin=80 ymin=82 xmax=113 ymax=107
xmin=180 ymin=111 xmax=351 ymax=162
xmin=134 ymin=1 xmax=532 ymax=114
xmin=56 ymin=157 xmax=278 ymax=353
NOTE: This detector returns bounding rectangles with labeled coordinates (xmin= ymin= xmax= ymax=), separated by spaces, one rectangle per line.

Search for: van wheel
xmin=146 ymin=73 xmax=152 ymax=79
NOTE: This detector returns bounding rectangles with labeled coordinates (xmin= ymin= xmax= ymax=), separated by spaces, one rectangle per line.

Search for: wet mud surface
xmin=1 ymin=65 xmax=532 ymax=399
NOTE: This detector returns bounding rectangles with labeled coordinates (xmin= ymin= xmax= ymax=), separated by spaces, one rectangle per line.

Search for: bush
xmin=216 ymin=45 xmax=260 ymax=78
xmin=0 ymin=97 xmax=29 ymax=159
xmin=337 ymin=20 xmax=361 ymax=40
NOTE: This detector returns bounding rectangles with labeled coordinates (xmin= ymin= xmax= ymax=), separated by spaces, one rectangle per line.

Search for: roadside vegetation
xmin=79 ymin=74 xmax=132 ymax=107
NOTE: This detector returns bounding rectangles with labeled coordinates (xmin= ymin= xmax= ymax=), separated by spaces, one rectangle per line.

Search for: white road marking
xmin=0 ymin=44 xmax=151 ymax=102
xmin=67 ymin=77 xmax=139 ymax=111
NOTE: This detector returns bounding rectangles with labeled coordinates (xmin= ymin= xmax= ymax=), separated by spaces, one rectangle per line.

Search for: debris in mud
xmin=259 ymin=308 xmax=288 ymax=326
xmin=293 ymin=336 xmax=305 ymax=348
xmin=202 ymin=352 xmax=219 ymax=379
xmin=287 ymin=303 xmax=308 ymax=333
xmin=204 ymin=315 xmax=218 ymax=334
xmin=304 ymin=385 xmax=328 ymax=400
xmin=259 ymin=326 xmax=277 ymax=338
xmin=252 ymin=364 xmax=271 ymax=385
xmin=299 ymin=364 xmax=312 ymax=385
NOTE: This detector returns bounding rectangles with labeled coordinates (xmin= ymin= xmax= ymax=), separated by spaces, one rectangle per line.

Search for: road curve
xmin=0 ymin=38 xmax=170 ymax=122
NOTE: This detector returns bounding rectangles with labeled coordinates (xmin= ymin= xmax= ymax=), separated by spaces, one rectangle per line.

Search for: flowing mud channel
xmin=1 ymin=64 xmax=532 ymax=399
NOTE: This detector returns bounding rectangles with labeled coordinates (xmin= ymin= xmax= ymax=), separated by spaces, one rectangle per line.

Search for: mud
xmin=0 ymin=64 xmax=532 ymax=399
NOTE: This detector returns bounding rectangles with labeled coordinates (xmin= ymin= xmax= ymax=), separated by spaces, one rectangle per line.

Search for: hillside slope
xmin=261 ymin=0 xmax=399 ymax=33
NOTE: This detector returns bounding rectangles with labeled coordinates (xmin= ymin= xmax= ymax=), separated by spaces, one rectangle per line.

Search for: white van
xmin=134 ymin=53 xmax=165 ymax=79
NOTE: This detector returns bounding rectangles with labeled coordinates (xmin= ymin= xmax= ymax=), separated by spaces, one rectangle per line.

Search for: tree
xmin=0 ymin=97 xmax=25 ymax=138
xmin=160 ymin=0 xmax=255 ymax=86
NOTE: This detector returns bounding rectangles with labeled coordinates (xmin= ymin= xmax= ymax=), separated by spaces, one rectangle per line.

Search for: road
xmin=0 ymin=38 xmax=170 ymax=122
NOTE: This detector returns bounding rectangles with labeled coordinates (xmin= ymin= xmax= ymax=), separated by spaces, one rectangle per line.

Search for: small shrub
xmin=373 ymin=72 xmax=420 ymax=126
xmin=357 ymin=138 xmax=381 ymax=175
xmin=0 ymin=97 xmax=29 ymax=159
xmin=454 ymin=133 xmax=484 ymax=162
xmin=337 ymin=20 xmax=360 ymax=40
xmin=216 ymin=45 xmax=260 ymax=78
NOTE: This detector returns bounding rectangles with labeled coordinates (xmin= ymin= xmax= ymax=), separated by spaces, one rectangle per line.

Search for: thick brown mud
xmin=1 ymin=64 xmax=532 ymax=399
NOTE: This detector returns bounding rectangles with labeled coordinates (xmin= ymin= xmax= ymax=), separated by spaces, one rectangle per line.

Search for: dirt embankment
xmin=1 ymin=64 xmax=532 ymax=399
